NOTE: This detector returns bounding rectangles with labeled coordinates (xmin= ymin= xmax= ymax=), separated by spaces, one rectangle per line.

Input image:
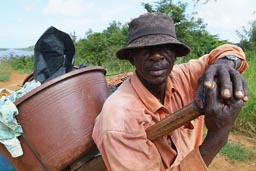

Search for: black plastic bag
xmin=33 ymin=26 xmax=75 ymax=83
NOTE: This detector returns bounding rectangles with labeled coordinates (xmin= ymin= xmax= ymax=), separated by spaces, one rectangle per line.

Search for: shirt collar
xmin=130 ymin=73 xmax=174 ymax=113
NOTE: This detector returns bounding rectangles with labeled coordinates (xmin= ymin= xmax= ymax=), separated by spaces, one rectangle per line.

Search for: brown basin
xmin=0 ymin=66 xmax=109 ymax=171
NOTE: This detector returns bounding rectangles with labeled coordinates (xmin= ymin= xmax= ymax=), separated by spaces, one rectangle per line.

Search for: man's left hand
xmin=202 ymin=58 xmax=248 ymax=102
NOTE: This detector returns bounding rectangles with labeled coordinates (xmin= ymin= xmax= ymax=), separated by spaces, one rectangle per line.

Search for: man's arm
xmin=199 ymin=57 xmax=248 ymax=166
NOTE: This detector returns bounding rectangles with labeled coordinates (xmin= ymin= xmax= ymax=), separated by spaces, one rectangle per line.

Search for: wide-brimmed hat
xmin=116 ymin=13 xmax=191 ymax=60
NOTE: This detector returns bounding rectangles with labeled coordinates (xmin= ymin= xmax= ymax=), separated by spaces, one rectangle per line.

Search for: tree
xmin=143 ymin=0 xmax=228 ymax=62
xmin=69 ymin=31 xmax=78 ymax=44
xmin=75 ymin=22 xmax=133 ymax=73
xmin=75 ymin=0 xmax=228 ymax=71
xmin=237 ymin=21 xmax=256 ymax=53
xmin=76 ymin=32 xmax=108 ymax=66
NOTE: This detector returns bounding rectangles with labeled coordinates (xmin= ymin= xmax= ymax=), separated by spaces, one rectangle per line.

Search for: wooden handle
xmin=146 ymin=103 xmax=201 ymax=141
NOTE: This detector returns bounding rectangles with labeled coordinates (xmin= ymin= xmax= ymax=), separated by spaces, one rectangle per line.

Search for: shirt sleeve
xmin=207 ymin=44 xmax=248 ymax=73
xmin=172 ymin=44 xmax=248 ymax=92
xmin=179 ymin=148 xmax=208 ymax=171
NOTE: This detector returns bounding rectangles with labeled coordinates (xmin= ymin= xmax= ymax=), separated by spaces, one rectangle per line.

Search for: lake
xmin=0 ymin=49 xmax=33 ymax=59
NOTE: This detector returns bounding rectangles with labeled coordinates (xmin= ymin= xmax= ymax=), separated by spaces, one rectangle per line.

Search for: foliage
xmin=236 ymin=21 xmax=256 ymax=57
xmin=75 ymin=0 xmax=228 ymax=73
xmin=76 ymin=32 xmax=108 ymax=66
xmin=220 ymin=141 xmax=254 ymax=161
xmin=0 ymin=59 xmax=11 ymax=81
xmin=9 ymin=55 xmax=34 ymax=73
xmin=234 ymin=52 xmax=256 ymax=137
xmin=143 ymin=0 xmax=228 ymax=63
xmin=75 ymin=21 xmax=133 ymax=74
xmin=0 ymin=71 xmax=10 ymax=81
xmin=18 ymin=46 xmax=34 ymax=51
xmin=231 ymin=21 xmax=256 ymax=137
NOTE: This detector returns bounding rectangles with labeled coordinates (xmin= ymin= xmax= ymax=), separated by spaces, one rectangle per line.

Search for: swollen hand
xmin=203 ymin=60 xmax=248 ymax=102
xmin=204 ymin=82 xmax=244 ymax=132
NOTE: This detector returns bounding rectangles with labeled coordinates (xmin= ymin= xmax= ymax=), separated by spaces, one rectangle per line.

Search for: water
xmin=0 ymin=49 xmax=33 ymax=59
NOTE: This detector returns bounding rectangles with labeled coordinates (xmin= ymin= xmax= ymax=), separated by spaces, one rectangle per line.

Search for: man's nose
xmin=149 ymin=52 xmax=164 ymax=61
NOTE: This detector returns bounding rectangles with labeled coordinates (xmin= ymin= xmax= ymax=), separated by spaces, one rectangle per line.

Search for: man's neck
xmin=138 ymin=76 xmax=166 ymax=104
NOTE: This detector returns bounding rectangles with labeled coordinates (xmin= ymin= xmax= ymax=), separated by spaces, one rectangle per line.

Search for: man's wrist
xmin=221 ymin=54 xmax=242 ymax=69
xmin=199 ymin=130 xmax=229 ymax=166
xmin=215 ymin=58 xmax=235 ymax=68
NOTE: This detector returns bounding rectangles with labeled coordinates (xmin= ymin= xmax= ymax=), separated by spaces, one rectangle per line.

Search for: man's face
xmin=130 ymin=45 xmax=176 ymax=87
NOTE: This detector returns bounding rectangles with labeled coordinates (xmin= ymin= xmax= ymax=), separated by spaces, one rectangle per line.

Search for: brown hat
xmin=116 ymin=13 xmax=191 ymax=60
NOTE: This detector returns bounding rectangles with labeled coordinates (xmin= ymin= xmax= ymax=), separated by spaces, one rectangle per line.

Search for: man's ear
xmin=128 ymin=52 xmax=135 ymax=65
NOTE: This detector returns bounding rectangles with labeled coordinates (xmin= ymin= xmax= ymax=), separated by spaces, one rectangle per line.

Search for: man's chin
xmin=148 ymin=76 xmax=167 ymax=86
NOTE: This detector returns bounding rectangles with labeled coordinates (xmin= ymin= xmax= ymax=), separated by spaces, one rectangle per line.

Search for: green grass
xmin=9 ymin=55 xmax=34 ymax=73
xmin=0 ymin=70 xmax=10 ymax=81
xmin=0 ymin=56 xmax=33 ymax=81
xmin=234 ymin=52 xmax=256 ymax=137
xmin=220 ymin=141 xmax=255 ymax=161
xmin=0 ymin=59 xmax=11 ymax=81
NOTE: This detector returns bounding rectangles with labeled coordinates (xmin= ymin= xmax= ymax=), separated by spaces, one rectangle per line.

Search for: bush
xmin=9 ymin=55 xmax=34 ymax=73
xmin=234 ymin=51 xmax=256 ymax=137
xmin=0 ymin=59 xmax=11 ymax=81
xmin=0 ymin=70 xmax=10 ymax=81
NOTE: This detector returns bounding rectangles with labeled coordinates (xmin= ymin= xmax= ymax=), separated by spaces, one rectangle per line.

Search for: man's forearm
xmin=199 ymin=130 xmax=229 ymax=166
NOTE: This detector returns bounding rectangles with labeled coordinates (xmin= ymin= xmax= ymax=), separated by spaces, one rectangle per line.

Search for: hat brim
xmin=116 ymin=34 xmax=191 ymax=60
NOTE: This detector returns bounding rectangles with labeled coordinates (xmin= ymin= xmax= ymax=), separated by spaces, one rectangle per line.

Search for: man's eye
xmin=143 ymin=52 xmax=151 ymax=57
xmin=163 ymin=49 xmax=175 ymax=57
xmin=139 ymin=49 xmax=150 ymax=57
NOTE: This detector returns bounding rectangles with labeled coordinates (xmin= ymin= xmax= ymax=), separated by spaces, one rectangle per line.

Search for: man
xmin=92 ymin=13 xmax=248 ymax=170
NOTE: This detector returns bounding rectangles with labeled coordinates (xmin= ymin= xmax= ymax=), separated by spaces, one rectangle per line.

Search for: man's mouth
xmin=148 ymin=68 xmax=167 ymax=76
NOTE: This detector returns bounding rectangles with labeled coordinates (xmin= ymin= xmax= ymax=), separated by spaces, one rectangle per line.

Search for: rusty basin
xmin=0 ymin=66 xmax=109 ymax=171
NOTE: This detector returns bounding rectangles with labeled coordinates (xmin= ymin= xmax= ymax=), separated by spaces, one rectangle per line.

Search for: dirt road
xmin=209 ymin=132 xmax=256 ymax=171
xmin=1 ymin=70 xmax=255 ymax=171
xmin=0 ymin=70 xmax=30 ymax=91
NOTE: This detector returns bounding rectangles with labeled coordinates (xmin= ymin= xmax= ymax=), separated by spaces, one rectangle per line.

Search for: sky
xmin=0 ymin=0 xmax=255 ymax=48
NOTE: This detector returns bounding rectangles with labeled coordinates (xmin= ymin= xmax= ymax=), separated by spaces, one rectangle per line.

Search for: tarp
xmin=33 ymin=26 xmax=75 ymax=83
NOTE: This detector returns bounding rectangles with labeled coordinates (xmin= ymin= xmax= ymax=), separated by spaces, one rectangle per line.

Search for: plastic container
xmin=0 ymin=66 xmax=109 ymax=171
xmin=0 ymin=153 xmax=15 ymax=171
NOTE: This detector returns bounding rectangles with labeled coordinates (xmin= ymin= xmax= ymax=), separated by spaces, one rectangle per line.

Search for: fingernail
xmin=222 ymin=89 xmax=231 ymax=98
xmin=235 ymin=91 xmax=244 ymax=99
xmin=243 ymin=96 xmax=248 ymax=102
xmin=212 ymin=81 xmax=217 ymax=88
xmin=204 ymin=81 xmax=212 ymax=88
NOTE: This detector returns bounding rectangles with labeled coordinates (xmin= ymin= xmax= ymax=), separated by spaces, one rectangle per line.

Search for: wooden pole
xmin=146 ymin=103 xmax=201 ymax=141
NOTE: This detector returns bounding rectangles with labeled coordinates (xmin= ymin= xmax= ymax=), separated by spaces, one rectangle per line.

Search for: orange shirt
xmin=92 ymin=44 xmax=247 ymax=171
